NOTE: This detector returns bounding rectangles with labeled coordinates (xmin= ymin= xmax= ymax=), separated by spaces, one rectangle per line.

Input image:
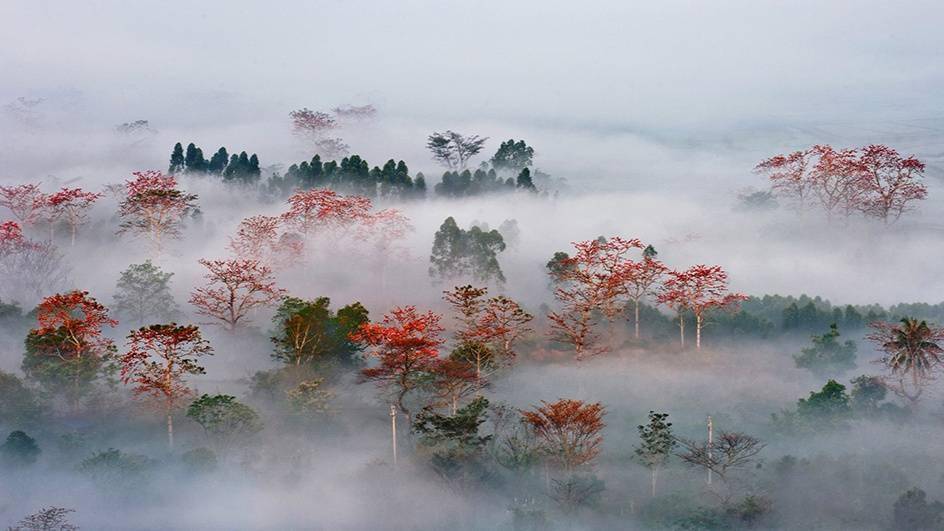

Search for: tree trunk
xmin=167 ymin=413 xmax=174 ymax=449
xmin=679 ymin=313 xmax=685 ymax=348
xmin=696 ymin=313 xmax=702 ymax=350
xmin=634 ymin=299 xmax=641 ymax=339
xmin=650 ymin=467 xmax=658 ymax=497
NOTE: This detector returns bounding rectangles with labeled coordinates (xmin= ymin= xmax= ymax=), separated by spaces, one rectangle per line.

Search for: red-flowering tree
xmin=755 ymin=144 xmax=928 ymax=223
xmin=117 ymin=171 xmax=198 ymax=253
xmin=658 ymin=265 xmax=747 ymax=350
xmin=431 ymin=357 xmax=481 ymax=414
xmin=479 ymin=295 xmax=534 ymax=360
xmin=280 ymin=188 xmax=373 ymax=238
xmin=352 ymin=306 xmax=445 ymax=418
xmin=0 ymin=183 xmax=44 ymax=225
xmin=521 ymin=399 xmax=606 ymax=472
xmin=120 ymin=324 xmax=213 ymax=448
xmin=548 ymin=237 xmax=643 ymax=358
xmin=228 ymin=215 xmax=303 ymax=269
xmin=43 ymin=187 xmax=103 ymax=245
xmin=617 ymin=255 xmax=669 ymax=339
xmin=289 ymin=108 xmax=349 ymax=158
xmin=856 ymin=145 xmax=927 ymax=224
xmin=189 ymin=259 xmax=286 ymax=331
xmin=0 ymin=221 xmax=69 ymax=306
xmin=24 ymin=291 xmax=117 ymax=410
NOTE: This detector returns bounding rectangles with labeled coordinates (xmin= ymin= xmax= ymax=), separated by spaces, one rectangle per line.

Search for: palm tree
xmin=868 ymin=318 xmax=944 ymax=406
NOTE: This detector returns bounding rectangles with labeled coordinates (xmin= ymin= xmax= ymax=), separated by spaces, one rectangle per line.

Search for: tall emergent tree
xmin=117 ymin=171 xmax=199 ymax=254
xmin=427 ymin=131 xmax=488 ymax=171
xmin=490 ymin=139 xmax=534 ymax=174
xmin=658 ymin=264 xmax=747 ymax=350
xmin=521 ymin=399 xmax=605 ymax=473
xmin=22 ymin=291 xmax=117 ymax=411
xmin=270 ymin=296 xmax=368 ymax=367
xmin=352 ymin=306 xmax=444 ymax=419
xmin=429 ymin=217 xmax=506 ymax=285
xmin=120 ymin=324 xmax=213 ymax=448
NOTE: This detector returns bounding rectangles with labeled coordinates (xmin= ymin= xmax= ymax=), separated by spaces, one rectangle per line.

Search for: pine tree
xmin=634 ymin=411 xmax=676 ymax=496
xmin=208 ymin=147 xmax=229 ymax=174
xmin=516 ymin=167 xmax=536 ymax=191
xmin=169 ymin=143 xmax=185 ymax=174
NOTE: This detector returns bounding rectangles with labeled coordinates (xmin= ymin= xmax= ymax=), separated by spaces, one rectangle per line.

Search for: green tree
xmin=793 ymin=323 xmax=857 ymax=376
xmin=168 ymin=142 xmax=185 ymax=174
xmin=634 ymin=411 xmax=676 ymax=497
xmin=413 ymin=396 xmax=492 ymax=482
xmin=208 ymin=147 xmax=229 ymax=174
xmin=187 ymin=394 xmax=263 ymax=452
xmin=516 ymin=167 xmax=537 ymax=191
xmin=270 ymin=296 xmax=368 ymax=367
xmin=113 ymin=260 xmax=179 ymax=327
xmin=1 ymin=430 xmax=40 ymax=467
xmin=429 ymin=217 xmax=506 ymax=285
xmin=0 ymin=370 xmax=44 ymax=428
xmin=490 ymin=139 xmax=534 ymax=173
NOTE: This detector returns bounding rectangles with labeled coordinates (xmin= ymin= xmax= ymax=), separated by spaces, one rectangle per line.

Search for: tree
xmin=443 ymin=285 xmax=489 ymax=342
xmin=117 ymin=171 xmax=199 ymax=253
xmin=856 ymin=145 xmax=927 ymax=223
xmin=635 ymin=411 xmax=676 ymax=497
xmin=1 ymin=430 xmax=41 ymax=467
xmin=187 ymin=394 xmax=263 ymax=452
xmin=548 ymin=237 xmax=642 ymax=358
xmin=270 ymin=296 xmax=368 ymax=367
xmin=413 ymin=396 xmax=492 ymax=482
xmin=120 ymin=324 xmax=213 ymax=448
xmin=8 ymin=506 xmax=78 ymax=531
xmin=658 ymin=265 xmax=747 ymax=350
xmin=867 ymin=318 xmax=944 ymax=407
xmin=229 ymin=215 xmax=303 ymax=269
xmin=280 ymin=188 xmax=373 ymax=238
xmin=479 ymin=295 xmax=533 ymax=360
xmin=677 ymin=432 xmax=765 ymax=483
xmin=0 ymin=183 xmax=44 ymax=225
xmin=0 ymin=370 xmax=45 ymax=428
xmin=618 ymin=255 xmax=669 ymax=339
xmin=521 ymin=399 xmax=605 ymax=473
xmin=113 ymin=260 xmax=178 ymax=327
xmin=168 ymin=142 xmax=185 ymax=174
xmin=491 ymin=139 xmax=534 ymax=174
xmin=352 ymin=306 xmax=444 ymax=418
xmin=22 ymin=291 xmax=117 ymax=411
xmin=893 ymin=488 xmax=944 ymax=530
xmin=42 ymin=188 xmax=102 ymax=245
xmin=290 ymin=108 xmax=349 ymax=158
xmin=429 ymin=217 xmax=506 ymax=285
xmin=431 ymin=356 xmax=481 ymax=414
xmin=793 ymin=323 xmax=857 ymax=376
xmin=0 ymin=222 xmax=68 ymax=307
xmin=795 ymin=379 xmax=852 ymax=424
xmin=189 ymin=258 xmax=285 ymax=331
xmin=516 ymin=168 xmax=537 ymax=191
xmin=427 ymin=131 xmax=488 ymax=171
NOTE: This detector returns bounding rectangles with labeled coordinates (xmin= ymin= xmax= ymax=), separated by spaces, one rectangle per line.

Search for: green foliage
xmin=169 ymin=142 xmax=259 ymax=182
xmin=168 ymin=142 xmax=185 ymax=174
xmin=793 ymin=323 xmax=857 ymax=376
xmin=278 ymin=154 xmax=421 ymax=199
xmin=187 ymin=394 xmax=263 ymax=450
xmin=490 ymin=139 xmax=534 ymax=174
xmin=113 ymin=260 xmax=178 ymax=326
xmin=414 ymin=397 xmax=492 ymax=482
xmin=22 ymin=329 xmax=110 ymax=408
xmin=1 ymin=430 xmax=40 ymax=467
xmin=434 ymin=168 xmax=510 ymax=197
xmin=286 ymin=378 xmax=333 ymax=417
xmin=429 ymin=217 xmax=506 ymax=285
xmin=516 ymin=167 xmax=537 ymax=191
xmin=893 ymin=488 xmax=944 ymax=530
xmin=772 ymin=379 xmax=852 ymax=433
xmin=78 ymin=448 xmax=153 ymax=487
xmin=549 ymin=474 xmax=605 ymax=515
xmin=0 ymin=370 xmax=44 ymax=428
xmin=270 ymin=296 xmax=368 ymax=368
xmin=635 ymin=411 xmax=675 ymax=470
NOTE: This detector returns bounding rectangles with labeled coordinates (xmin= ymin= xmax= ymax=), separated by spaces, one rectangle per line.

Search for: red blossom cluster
xmin=755 ymin=144 xmax=927 ymax=223
xmin=33 ymin=290 xmax=118 ymax=360
xmin=189 ymin=258 xmax=286 ymax=331
xmin=118 ymin=171 xmax=198 ymax=253
xmin=658 ymin=265 xmax=747 ymax=350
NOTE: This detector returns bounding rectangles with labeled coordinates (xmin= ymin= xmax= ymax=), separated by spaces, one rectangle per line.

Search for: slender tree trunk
xmin=167 ymin=413 xmax=174 ymax=449
xmin=707 ymin=415 xmax=713 ymax=485
xmin=679 ymin=313 xmax=685 ymax=348
xmin=634 ymin=299 xmax=641 ymax=339
xmin=650 ymin=467 xmax=658 ymax=497
xmin=390 ymin=404 xmax=398 ymax=466
xmin=696 ymin=313 xmax=702 ymax=350
xmin=70 ymin=223 xmax=76 ymax=247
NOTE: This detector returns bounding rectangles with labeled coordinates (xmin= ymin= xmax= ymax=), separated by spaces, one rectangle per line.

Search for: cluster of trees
xmin=0 ymin=183 xmax=102 ymax=245
xmin=755 ymin=144 xmax=928 ymax=223
xmin=269 ymin=154 xmax=426 ymax=199
xmin=168 ymin=142 xmax=261 ymax=183
xmin=428 ymin=135 xmax=541 ymax=197
xmin=429 ymin=217 xmax=507 ymax=285
xmin=546 ymin=237 xmax=745 ymax=355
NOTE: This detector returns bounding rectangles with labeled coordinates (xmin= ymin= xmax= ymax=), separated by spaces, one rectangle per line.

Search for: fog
xmin=2 ymin=2 xmax=944 ymax=530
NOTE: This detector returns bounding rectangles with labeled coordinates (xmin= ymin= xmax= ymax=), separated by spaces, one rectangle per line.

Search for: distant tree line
xmin=168 ymin=142 xmax=261 ymax=184
xmin=267 ymin=154 xmax=426 ymax=200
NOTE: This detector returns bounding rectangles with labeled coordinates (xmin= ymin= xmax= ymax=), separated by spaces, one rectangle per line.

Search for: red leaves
xmin=0 ymin=220 xmax=29 ymax=255
xmin=189 ymin=259 xmax=286 ymax=331
xmin=0 ymin=184 xmax=44 ymax=225
xmin=118 ymin=171 xmax=198 ymax=252
xmin=755 ymin=144 xmax=927 ymax=223
xmin=658 ymin=265 xmax=747 ymax=349
xmin=33 ymin=290 xmax=117 ymax=360
xmin=521 ymin=399 xmax=606 ymax=471
xmin=281 ymin=188 xmax=373 ymax=236
xmin=229 ymin=215 xmax=303 ymax=269
xmin=353 ymin=306 xmax=444 ymax=415
xmin=41 ymin=187 xmax=102 ymax=244
xmin=120 ymin=324 xmax=212 ymax=407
